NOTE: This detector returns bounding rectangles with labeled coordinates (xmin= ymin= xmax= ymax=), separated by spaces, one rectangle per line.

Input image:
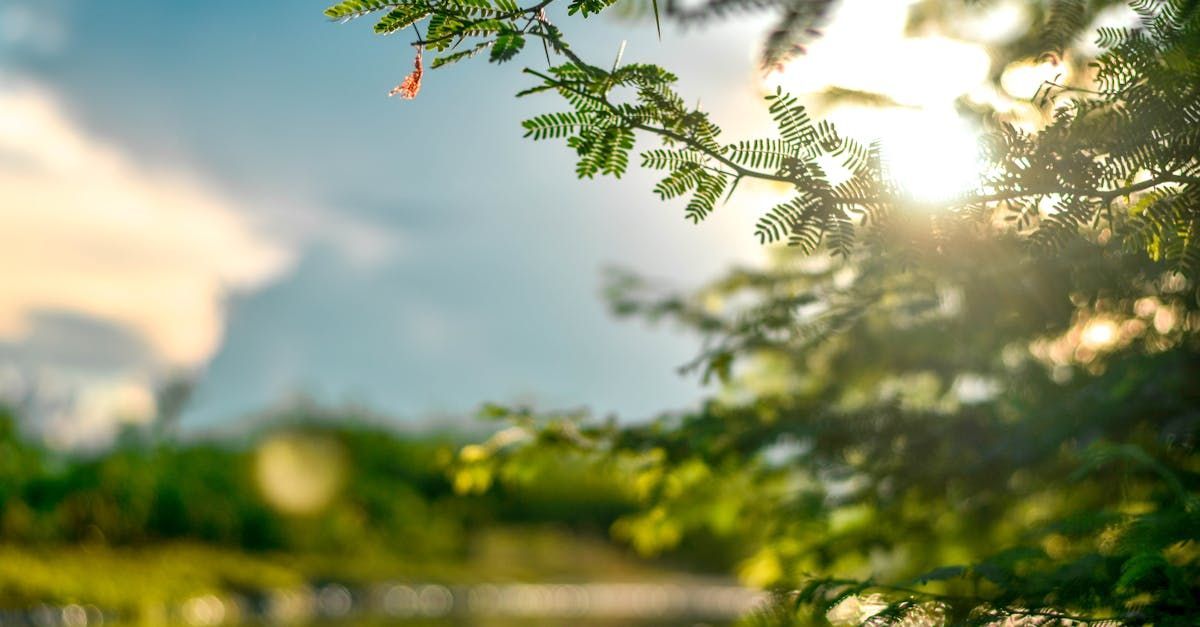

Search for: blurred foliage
xmin=0 ymin=529 xmax=684 ymax=620
xmin=325 ymin=0 xmax=1200 ymax=622
xmin=0 ymin=404 xmax=700 ymax=615
xmin=0 ymin=404 xmax=643 ymax=550
xmin=458 ymin=236 xmax=1200 ymax=624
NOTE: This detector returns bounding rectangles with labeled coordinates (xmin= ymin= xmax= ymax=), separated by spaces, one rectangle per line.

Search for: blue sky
xmin=1 ymin=0 xmax=1017 ymax=444
xmin=0 ymin=0 xmax=772 ymax=442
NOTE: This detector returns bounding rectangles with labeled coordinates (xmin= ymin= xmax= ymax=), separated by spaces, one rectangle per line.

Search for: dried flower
xmin=389 ymin=47 xmax=423 ymax=99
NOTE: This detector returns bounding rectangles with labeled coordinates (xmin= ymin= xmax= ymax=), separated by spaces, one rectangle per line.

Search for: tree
xmin=328 ymin=0 xmax=1199 ymax=624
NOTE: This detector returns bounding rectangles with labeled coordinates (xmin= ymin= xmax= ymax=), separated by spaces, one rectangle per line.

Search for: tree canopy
xmin=328 ymin=0 xmax=1199 ymax=624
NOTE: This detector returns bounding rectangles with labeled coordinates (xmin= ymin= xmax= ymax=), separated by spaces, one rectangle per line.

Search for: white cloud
xmin=0 ymin=79 xmax=407 ymax=446
xmin=0 ymin=82 xmax=298 ymax=445
xmin=0 ymin=83 xmax=294 ymax=366
xmin=0 ymin=0 xmax=409 ymax=445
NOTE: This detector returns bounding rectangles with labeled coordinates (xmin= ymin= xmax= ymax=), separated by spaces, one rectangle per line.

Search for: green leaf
xmin=640 ymin=148 xmax=706 ymax=171
xmin=685 ymin=171 xmax=729 ymax=223
xmin=373 ymin=4 xmax=431 ymax=33
xmin=910 ymin=565 xmax=966 ymax=584
xmin=654 ymin=163 xmax=705 ymax=200
xmin=725 ymin=139 xmax=795 ymax=170
xmin=766 ymin=87 xmax=817 ymax=150
xmin=324 ymin=0 xmax=404 ymax=20
xmin=489 ymin=32 xmax=526 ymax=63
xmin=567 ymin=0 xmax=617 ymax=17
xmin=522 ymin=111 xmax=595 ymax=140
xmin=432 ymin=41 xmax=493 ymax=68
xmin=1117 ymin=552 xmax=1169 ymax=590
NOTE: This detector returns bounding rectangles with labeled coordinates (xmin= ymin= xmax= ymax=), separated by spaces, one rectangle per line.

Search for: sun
xmin=762 ymin=100 xmax=987 ymax=209
xmin=798 ymin=105 xmax=984 ymax=204
xmin=877 ymin=109 xmax=984 ymax=203
xmin=760 ymin=0 xmax=992 ymax=207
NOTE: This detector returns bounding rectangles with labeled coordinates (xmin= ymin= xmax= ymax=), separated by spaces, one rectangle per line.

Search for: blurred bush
xmin=0 ymin=403 xmax=644 ymax=562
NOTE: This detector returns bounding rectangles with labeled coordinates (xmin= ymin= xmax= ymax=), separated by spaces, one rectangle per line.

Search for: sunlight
xmin=1080 ymin=318 xmax=1119 ymax=351
xmin=761 ymin=0 xmax=991 ymax=206
xmin=1001 ymin=59 xmax=1066 ymax=100
xmin=255 ymin=432 xmax=347 ymax=515
xmin=878 ymin=109 xmax=983 ymax=203
xmin=762 ymin=3 xmax=990 ymax=108
xmin=820 ymin=106 xmax=984 ymax=203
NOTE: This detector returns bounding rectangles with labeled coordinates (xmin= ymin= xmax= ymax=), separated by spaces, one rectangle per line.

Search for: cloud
xmin=0 ymin=78 xmax=408 ymax=446
xmin=0 ymin=83 xmax=294 ymax=366
xmin=0 ymin=82 xmax=303 ymax=445
xmin=0 ymin=0 xmax=411 ymax=446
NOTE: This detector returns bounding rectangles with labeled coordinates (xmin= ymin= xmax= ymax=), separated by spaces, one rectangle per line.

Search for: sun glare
xmin=878 ymin=110 xmax=983 ymax=203
xmin=1080 ymin=318 xmax=1120 ymax=351
xmin=816 ymin=106 xmax=984 ymax=204
xmin=761 ymin=0 xmax=991 ymax=206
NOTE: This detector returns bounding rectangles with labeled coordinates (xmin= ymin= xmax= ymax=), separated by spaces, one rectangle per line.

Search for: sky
xmin=0 ymin=0 xmax=1044 ymax=446
xmin=0 ymin=0 xmax=788 ymax=445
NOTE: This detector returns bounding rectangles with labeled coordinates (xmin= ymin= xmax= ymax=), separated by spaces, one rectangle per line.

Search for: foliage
xmin=1 ymin=404 xmax=709 ymax=618
xmin=328 ymin=0 xmax=1200 ymax=624
xmin=457 ymin=238 xmax=1200 ymax=625
xmin=0 ymin=404 xmax=639 ymax=561
xmin=328 ymin=0 xmax=1199 ymax=276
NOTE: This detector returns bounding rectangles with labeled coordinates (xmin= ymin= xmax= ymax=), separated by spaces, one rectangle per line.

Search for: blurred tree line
xmin=0 ymin=404 xmax=639 ymax=559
